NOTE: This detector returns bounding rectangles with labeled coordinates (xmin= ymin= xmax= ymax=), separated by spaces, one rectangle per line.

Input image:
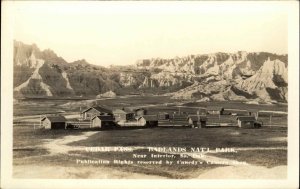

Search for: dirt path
xmin=40 ymin=131 xmax=98 ymax=155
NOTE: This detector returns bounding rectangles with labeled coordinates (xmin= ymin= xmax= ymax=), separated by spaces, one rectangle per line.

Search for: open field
xmin=13 ymin=124 xmax=287 ymax=179
xmin=12 ymin=96 xmax=288 ymax=179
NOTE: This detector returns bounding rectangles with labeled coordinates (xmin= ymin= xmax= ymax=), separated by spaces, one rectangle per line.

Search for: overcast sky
xmin=12 ymin=1 xmax=288 ymax=67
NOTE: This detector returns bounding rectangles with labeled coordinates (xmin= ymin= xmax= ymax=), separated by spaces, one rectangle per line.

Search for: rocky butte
xmin=13 ymin=40 xmax=288 ymax=104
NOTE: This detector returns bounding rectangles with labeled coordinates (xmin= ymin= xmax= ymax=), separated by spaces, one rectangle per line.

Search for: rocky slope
xmin=13 ymin=41 xmax=122 ymax=97
xmin=135 ymin=52 xmax=288 ymax=103
xmin=13 ymin=41 xmax=288 ymax=103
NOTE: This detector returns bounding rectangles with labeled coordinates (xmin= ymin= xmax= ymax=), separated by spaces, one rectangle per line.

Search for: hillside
xmin=13 ymin=41 xmax=288 ymax=103
xmin=135 ymin=51 xmax=288 ymax=103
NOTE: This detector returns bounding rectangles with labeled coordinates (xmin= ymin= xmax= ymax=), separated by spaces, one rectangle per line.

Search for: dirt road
xmin=41 ymin=131 xmax=97 ymax=155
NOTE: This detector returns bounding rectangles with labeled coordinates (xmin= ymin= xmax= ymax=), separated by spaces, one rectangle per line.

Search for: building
xmin=137 ymin=115 xmax=158 ymax=127
xmin=81 ymin=106 xmax=113 ymax=120
xmin=200 ymin=116 xmax=207 ymax=127
xmin=134 ymin=108 xmax=147 ymax=117
xmin=187 ymin=116 xmax=198 ymax=127
xmin=65 ymin=118 xmax=91 ymax=129
xmin=91 ymin=115 xmax=115 ymax=129
xmin=236 ymin=116 xmax=256 ymax=128
xmin=172 ymin=114 xmax=188 ymax=126
xmin=187 ymin=115 xmax=207 ymax=128
xmin=158 ymin=112 xmax=170 ymax=120
xmin=41 ymin=115 xmax=66 ymax=129
xmin=206 ymin=107 xmax=224 ymax=115
xmin=113 ymin=109 xmax=134 ymax=122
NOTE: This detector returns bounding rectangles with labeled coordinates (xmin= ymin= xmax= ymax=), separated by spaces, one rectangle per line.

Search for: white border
xmin=1 ymin=1 xmax=299 ymax=189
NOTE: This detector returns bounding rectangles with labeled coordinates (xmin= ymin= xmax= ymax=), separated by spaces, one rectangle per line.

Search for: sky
xmin=11 ymin=1 xmax=288 ymax=67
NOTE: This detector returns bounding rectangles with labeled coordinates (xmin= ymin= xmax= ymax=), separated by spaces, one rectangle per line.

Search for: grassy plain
xmin=13 ymin=124 xmax=287 ymax=178
xmin=12 ymin=96 xmax=288 ymax=178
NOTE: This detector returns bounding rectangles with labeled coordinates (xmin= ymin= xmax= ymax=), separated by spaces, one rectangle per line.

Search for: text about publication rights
xmin=75 ymin=147 xmax=248 ymax=166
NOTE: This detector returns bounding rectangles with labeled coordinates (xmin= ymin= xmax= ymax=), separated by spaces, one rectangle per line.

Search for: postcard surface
xmin=1 ymin=1 xmax=299 ymax=189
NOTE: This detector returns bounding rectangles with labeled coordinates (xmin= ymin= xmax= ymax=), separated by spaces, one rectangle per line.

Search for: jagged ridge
xmin=13 ymin=41 xmax=288 ymax=103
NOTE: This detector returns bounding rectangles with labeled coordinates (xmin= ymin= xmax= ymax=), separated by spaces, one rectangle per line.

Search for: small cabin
xmin=91 ymin=115 xmax=115 ymax=129
xmin=81 ymin=106 xmax=113 ymax=120
xmin=113 ymin=109 xmax=135 ymax=122
xmin=41 ymin=115 xmax=66 ymax=129
xmin=236 ymin=116 xmax=256 ymax=128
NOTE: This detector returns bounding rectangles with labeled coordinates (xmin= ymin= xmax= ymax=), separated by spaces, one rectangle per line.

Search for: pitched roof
xmin=82 ymin=106 xmax=112 ymax=114
xmin=236 ymin=116 xmax=256 ymax=121
xmin=93 ymin=115 xmax=115 ymax=121
xmin=41 ymin=115 xmax=66 ymax=122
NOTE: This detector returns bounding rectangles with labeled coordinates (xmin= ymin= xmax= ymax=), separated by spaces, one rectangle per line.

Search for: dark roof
xmin=140 ymin=115 xmax=158 ymax=121
xmin=236 ymin=116 xmax=256 ymax=121
xmin=92 ymin=115 xmax=115 ymax=121
xmin=82 ymin=106 xmax=112 ymax=114
xmin=41 ymin=115 xmax=66 ymax=122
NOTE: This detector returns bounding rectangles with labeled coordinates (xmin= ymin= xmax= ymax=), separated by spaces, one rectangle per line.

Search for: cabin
xmin=137 ymin=115 xmax=158 ymax=127
xmin=172 ymin=114 xmax=188 ymax=126
xmin=66 ymin=118 xmax=91 ymax=129
xmin=236 ymin=116 xmax=256 ymax=128
xmin=134 ymin=108 xmax=147 ymax=116
xmin=200 ymin=116 xmax=207 ymax=127
xmin=187 ymin=115 xmax=207 ymax=128
xmin=65 ymin=118 xmax=80 ymax=129
xmin=81 ymin=106 xmax=113 ymax=120
xmin=41 ymin=115 xmax=66 ymax=129
xmin=91 ymin=115 xmax=115 ymax=129
xmin=206 ymin=107 xmax=224 ymax=115
xmin=113 ymin=109 xmax=134 ymax=122
xmin=158 ymin=112 xmax=170 ymax=120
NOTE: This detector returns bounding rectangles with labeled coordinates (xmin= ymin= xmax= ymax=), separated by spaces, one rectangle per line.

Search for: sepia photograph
xmin=1 ymin=1 xmax=299 ymax=189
